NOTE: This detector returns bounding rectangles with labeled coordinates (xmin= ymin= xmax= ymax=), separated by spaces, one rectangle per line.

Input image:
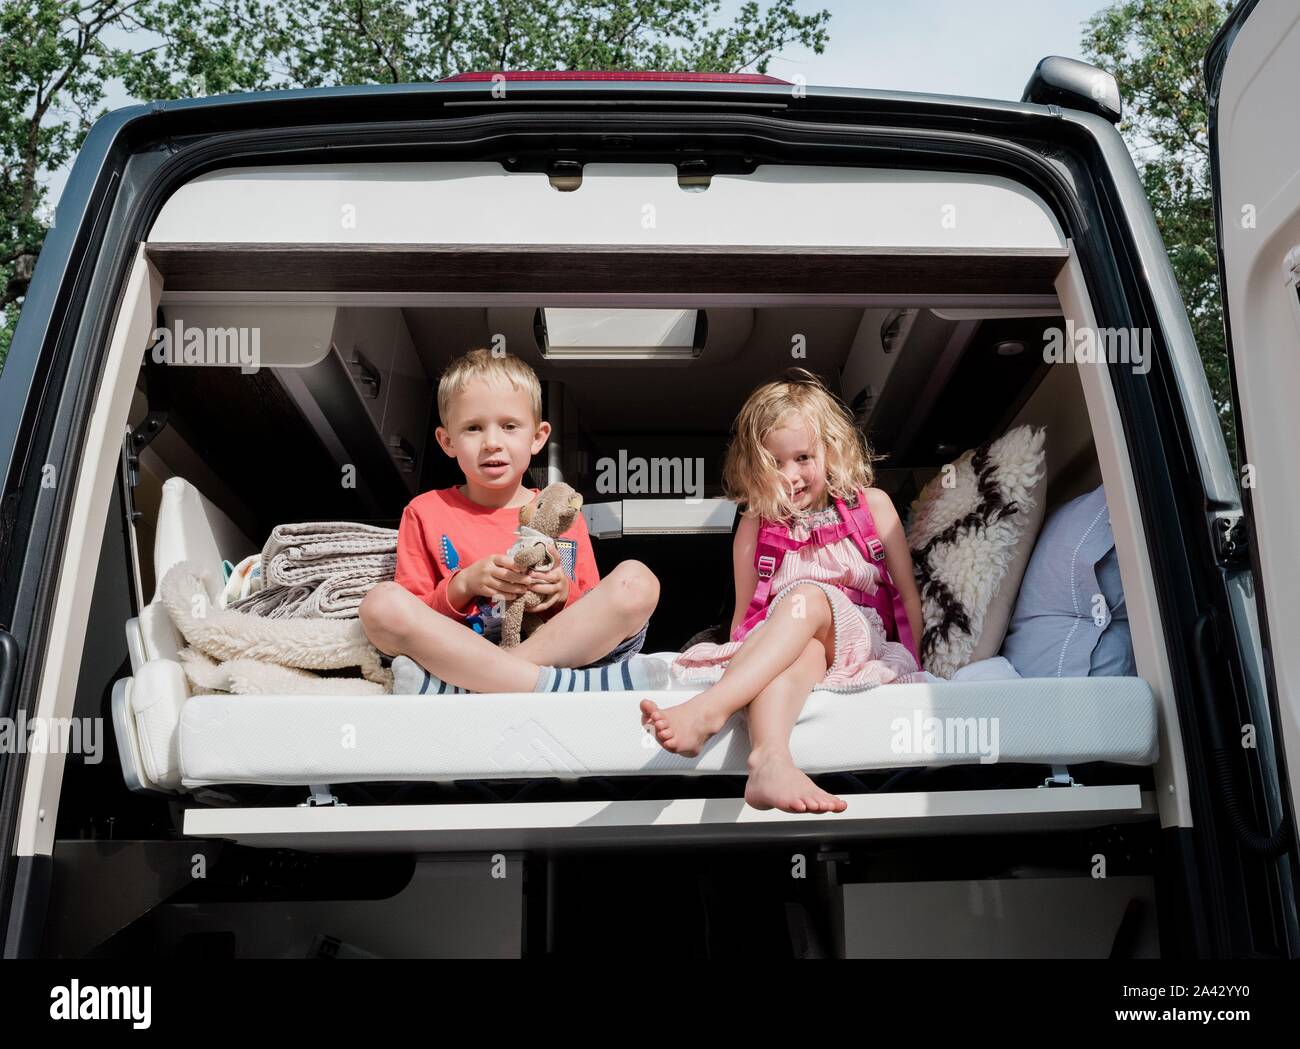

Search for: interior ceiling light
xmin=880 ymin=308 xmax=915 ymax=353
xmin=535 ymin=308 xmax=707 ymax=360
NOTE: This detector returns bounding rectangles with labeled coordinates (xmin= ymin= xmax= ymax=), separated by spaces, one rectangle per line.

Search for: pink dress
xmin=673 ymin=503 xmax=928 ymax=691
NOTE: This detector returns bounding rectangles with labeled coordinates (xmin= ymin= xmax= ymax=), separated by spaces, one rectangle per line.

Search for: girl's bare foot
xmin=744 ymin=751 xmax=847 ymax=814
xmin=639 ymin=696 xmax=729 ymax=756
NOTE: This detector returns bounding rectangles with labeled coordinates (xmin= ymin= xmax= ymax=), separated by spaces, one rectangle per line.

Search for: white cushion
xmin=1000 ymin=484 xmax=1137 ymax=678
xmin=129 ymin=658 xmax=191 ymax=791
xmin=177 ymin=676 xmax=1159 ymax=787
xmin=136 ymin=601 xmax=184 ymax=664
xmin=153 ymin=476 xmax=253 ymax=601
xmin=124 ymin=617 xmax=146 ymax=674
xmin=119 ymin=476 xmax=253 ymax=792
xmin=134 ymin=474 xmax=254 ymax=671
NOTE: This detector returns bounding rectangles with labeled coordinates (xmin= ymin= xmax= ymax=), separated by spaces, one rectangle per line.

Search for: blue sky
xmin=45 ymin=1 xmax=1113 ymax=211
xmin=732 ymin=0 xmax=1112 ymax=99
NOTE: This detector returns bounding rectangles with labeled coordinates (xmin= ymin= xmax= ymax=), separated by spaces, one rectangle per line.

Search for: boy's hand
xmin=452 ymin=554 xmax=533 ymax=609
xmin=527 ymin=562 xmax=570 ymax=613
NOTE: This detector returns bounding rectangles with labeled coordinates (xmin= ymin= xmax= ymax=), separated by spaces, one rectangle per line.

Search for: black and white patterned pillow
xmin=906 ymin=425 xmax=1047 ymax=679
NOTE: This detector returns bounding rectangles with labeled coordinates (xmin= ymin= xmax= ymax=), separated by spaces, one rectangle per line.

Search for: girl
xmin=640 ymin=369 xmax=928 ymax=815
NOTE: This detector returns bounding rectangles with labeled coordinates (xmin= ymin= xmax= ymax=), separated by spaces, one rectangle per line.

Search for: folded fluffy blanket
xmin=161 ymin=561 xmax=392 ymax=693
xmin=179 ymin=648 xmax=389 ymax=696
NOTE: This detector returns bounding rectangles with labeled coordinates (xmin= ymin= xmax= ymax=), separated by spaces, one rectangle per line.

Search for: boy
xmin=360 ymin=348 xmax=665 ymax=694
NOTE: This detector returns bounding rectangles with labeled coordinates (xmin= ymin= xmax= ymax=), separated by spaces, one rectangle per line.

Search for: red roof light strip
xmin=440 ymin=70 xmax=790 ymax=84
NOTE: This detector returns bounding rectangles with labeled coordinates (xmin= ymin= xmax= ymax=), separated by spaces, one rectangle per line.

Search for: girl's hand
xmin=527 ymin=562 xmax=570 ymax=612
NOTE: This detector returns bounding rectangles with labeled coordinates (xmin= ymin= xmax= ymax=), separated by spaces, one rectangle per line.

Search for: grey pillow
xmin=999 ymin=484 xmax=1136 ymax=678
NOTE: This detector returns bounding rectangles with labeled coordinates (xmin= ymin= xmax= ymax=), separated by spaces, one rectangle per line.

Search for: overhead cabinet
xmin=157 ymin=303 xmax=432 ymax=499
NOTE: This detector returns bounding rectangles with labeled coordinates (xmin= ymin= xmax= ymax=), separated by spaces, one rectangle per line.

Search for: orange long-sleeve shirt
xmin=395 ymin=485 xmax=600 ymax=621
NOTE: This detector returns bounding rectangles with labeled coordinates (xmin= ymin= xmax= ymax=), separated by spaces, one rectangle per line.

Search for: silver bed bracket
xmin=299 ymin=784 xmax=346 ymax=807
xmin=1041 ymin=765 xmax=1081 ymax=788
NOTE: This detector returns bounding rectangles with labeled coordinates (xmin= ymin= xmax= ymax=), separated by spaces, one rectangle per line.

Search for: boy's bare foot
xmin=744 ymin=752 xmax=847 ymax=814
xmin=639 ymin=696 xmax=729 ymax=757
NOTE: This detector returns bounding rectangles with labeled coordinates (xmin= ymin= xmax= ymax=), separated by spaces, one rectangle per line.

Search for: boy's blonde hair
xmin=437 ymin=348 xmax=543 ymax=426
xmin=722 ymin=368 xmax=877 ymax=522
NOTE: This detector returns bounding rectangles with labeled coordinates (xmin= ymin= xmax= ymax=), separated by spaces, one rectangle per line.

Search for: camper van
xmin=0 ymin=0 xmax=1295 ymax=959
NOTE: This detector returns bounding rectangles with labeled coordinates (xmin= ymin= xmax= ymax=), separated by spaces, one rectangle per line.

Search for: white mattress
xmin=178 ymin=676 xmax=1159 ymax=787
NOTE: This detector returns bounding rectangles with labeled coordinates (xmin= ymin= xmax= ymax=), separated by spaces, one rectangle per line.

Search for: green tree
xmin=112 ymin=0 xmax=830 ymax=95
xmin=1083 ymin=0 xmax=1238 ymax=461
xmin=1 ymin=0 xmax=136 ymax=370
xmin=0 ymin=0 xmax=831 ymax=373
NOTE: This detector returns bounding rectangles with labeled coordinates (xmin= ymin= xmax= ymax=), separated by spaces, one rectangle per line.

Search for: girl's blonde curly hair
xmin=722 ymin=368 xmax=878 ymax=522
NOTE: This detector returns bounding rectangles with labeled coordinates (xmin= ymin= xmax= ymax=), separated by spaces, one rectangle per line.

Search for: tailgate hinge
xmin=120 ymin=316 xmax=172 ymax=525
xmin=1211 ymin=511 xmax=1248 ymax=567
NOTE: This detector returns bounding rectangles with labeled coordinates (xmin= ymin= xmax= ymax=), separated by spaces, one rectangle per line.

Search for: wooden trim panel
xmin=146 ymin=243 xmax=1069 ymax=296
